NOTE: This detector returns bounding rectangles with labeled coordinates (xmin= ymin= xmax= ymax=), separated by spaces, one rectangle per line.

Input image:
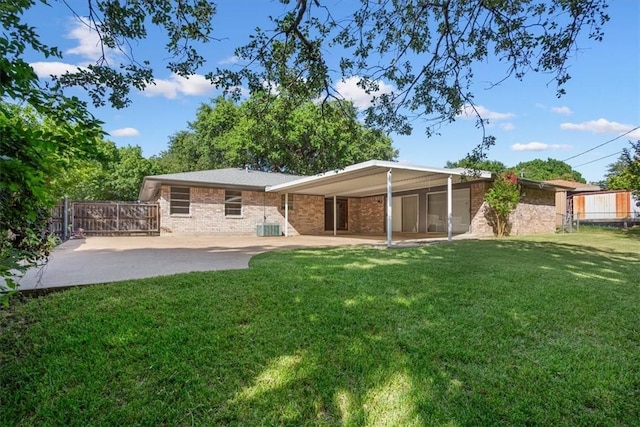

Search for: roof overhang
xmin=138 ymin=178 xmax=266 ymax=201
xmin=519 ymin=178 xmax=575 ymax=191
xmin=266 ymin=160 xmax=492 ymax=197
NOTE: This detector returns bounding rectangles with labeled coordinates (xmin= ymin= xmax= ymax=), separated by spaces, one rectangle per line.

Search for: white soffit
xmin=266 ymin=160 xmax=492 ymax=197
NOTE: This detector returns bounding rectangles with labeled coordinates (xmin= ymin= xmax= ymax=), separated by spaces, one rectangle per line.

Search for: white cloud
xmin=500 ymin=123 xmax=515 ymax=131
xmin=218 ymin=55 xmax=240 ymax=65
xmin=560 ymin=118 xmax=640 ymax=138
xmin=110 ymin=127 xmax=140 ymax=137
xmin=30 ymin=61 xmax=85 ymax=78
xmin=511 ymin=142 xmax=573 ymax=151
xmin=142 ymin=73 xmax=215 ymax=99
xmin=65 ymin=19 xmax=119 ymax=62
xmin=458 ymin=104 xmax=515 ymax=121
xmin=550 ymin=106 xmax=573 ymax=115
xmin=31 ymin=19 xmax=120 ymax=80
xmin=335 ymin=76 xmax=395 ymax=109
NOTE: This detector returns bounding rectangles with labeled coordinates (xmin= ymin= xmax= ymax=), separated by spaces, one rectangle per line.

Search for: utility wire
xmin=562 ymin=126 xmax=640 ymax=162
xmin=572 ymin=150 xmax=623 ymax=168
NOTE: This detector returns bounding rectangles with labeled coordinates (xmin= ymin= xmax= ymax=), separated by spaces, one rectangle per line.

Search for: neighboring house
xmin=544 ymin=179 xmax=602 ymax=227
xmin=139 ymin=160 xmax=561 ymax=239
xmin=544 ymin=179 xmax=640 ymax=226
xmin=572 ymin=190 xmax=640 ymax=222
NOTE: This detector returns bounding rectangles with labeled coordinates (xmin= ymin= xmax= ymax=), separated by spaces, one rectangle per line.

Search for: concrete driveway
xmin=16 ymin=234 xmax=389 ymax=291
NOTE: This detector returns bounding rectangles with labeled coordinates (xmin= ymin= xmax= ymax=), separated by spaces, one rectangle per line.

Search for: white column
xmin=284 ymin=193 xmax=289 ymax=237
xmin=333 ymin=195 xmax=337 ymax=236
xmin=447 ymin=175 xmax=452 ymax=242
xmin=387 ymin=169 xmax=393 ymax=248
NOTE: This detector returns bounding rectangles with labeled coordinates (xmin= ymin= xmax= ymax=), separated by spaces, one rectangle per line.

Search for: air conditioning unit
xmin=256 ymin=223 xmax=281 ymax=237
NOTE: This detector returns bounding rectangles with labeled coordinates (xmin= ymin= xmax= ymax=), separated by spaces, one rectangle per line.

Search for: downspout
xmin=387 ymin=169 xmax=392 ymax=248
xmin=263 ymin=192 xmax=267 ymax=223
xmin=447 ymin=175 xmax=452 ymax=242
xmin=284 ymin=193 xmax=289 ymax=237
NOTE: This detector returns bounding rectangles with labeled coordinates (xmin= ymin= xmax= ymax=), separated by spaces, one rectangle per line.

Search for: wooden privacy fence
xmin=50 ymin=201 xmax=159 ymax=237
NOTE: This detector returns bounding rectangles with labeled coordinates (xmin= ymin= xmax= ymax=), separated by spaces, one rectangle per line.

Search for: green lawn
xmin=1 ymin=229 xmax=639 ymax=426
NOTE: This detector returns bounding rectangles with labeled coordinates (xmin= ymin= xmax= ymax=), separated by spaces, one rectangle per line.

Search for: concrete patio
xmin=16 ymin=233 xmax=469 ymax=291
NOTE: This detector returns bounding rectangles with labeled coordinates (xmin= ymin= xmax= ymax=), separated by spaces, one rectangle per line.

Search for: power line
xmin=562 ymin=126 xmax=640 ymax=162
xmin=572 ymin=150 xmax=622 ymax=168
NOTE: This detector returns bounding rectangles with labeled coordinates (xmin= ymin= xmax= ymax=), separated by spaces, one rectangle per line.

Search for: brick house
xmin=138 ymin=160 xmax=560 ymax=241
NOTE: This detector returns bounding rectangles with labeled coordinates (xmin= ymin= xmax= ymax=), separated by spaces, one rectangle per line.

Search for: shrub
xmin=484 ymin=172 xmax=520 ymax=237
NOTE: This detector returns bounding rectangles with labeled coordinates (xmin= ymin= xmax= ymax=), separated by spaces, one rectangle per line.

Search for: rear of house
xmin=139 ymin=161 xmax=559 ymax=238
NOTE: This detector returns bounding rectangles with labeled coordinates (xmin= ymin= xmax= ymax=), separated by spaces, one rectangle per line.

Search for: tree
xmin=445 ymin=159 xmax=507 ymax=174
xmin=484 ymin=172 xmax=521 ymax=237
xmin=103 ymin=146 xmax=162 ymax=200
xmin=513 ymin=158 xmax=585 ymax=182
xmin=158 ymin=96 xmax=398 ymax=175
xmin=54 ymin=141 xmax=161 ymax=201
xmin=604 ymin=142 xmax=640 ymax=196
xmin=7 ymin=1 xmax=609 ymax=139
xmin=445 ymin=157 xmax=587 ymax=182
xmin=619 ymin=141 xmax=640 ymax=198
xmin=52 ymin=138 xmax=119 ymax=200
xmin=223 ymin=1 xmax=609 ymax=139
xmin=0 ymin=103 xmax=100 ymax=303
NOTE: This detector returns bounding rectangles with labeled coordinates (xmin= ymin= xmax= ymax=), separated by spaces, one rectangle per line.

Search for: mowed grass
xmin=1 ymin=229 xmax=639 ymax=426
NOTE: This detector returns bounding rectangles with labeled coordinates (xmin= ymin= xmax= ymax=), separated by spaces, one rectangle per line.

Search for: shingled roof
xmin=544 ymin=179 xmax=601 ymax=192
xmin=139 ymin=168 xmax=305 ymax=201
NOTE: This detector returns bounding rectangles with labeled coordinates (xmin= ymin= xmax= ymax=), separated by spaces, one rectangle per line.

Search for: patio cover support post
xmin=284 ymin=193 xmax=289 ymax=237
xmin=447 ymin=175 xmax=452 ymax=242
xmin=333 ymin=195 xmax=337 ymax=236
xmin=387 ymin=169 xmax=392 ymax=248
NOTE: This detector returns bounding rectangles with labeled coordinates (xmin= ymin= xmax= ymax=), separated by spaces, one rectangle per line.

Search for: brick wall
xmin=158 ymin=186 xmax=325 ymax=236
xmin=158 ymin=181 xmax=555 ymax=237
xmin=511 ymin=188 xmax=556 ymax=235
xmin=356 ymin=195 xmax=385 ymax=233
xmin=277 ymin=194 xmax=325 ymax=235
xmin=348 ymin=198 xmax=360 ymax=232
xmin=470 ymin=182 xmax=556 ymax=236
xmin=470 ymin=182 xmax=492 ymax=235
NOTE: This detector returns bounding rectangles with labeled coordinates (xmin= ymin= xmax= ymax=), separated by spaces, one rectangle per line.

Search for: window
xmin=170 ymin=186 xmax=190 ymax=215
xmin=225 ymin=190 xmax=242 ymax=216
xmin=280 ymin=194 xmax=294 ymax=210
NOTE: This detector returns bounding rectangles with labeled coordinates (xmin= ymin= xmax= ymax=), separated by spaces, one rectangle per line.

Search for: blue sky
xmin=23 ymin=1 xmax=640 ymax=183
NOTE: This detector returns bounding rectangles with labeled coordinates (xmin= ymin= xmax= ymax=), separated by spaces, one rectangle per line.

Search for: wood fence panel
xmin=49 ymin=203 xmax=66 ymax=238
xmin=72 ymin=202 xmax=159 ymax=235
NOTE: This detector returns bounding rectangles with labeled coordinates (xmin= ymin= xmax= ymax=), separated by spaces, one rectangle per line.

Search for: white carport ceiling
xmin=266 ymin=160 xmax=492 ymax=197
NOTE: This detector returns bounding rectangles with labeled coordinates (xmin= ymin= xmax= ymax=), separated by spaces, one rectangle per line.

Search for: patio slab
xmin=16 ymin=233 xmax=472 ymax=291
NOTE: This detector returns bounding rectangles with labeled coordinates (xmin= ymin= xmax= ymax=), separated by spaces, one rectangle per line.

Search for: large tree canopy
xmin=4 ymin=1 xmax=609 ymax=131
xmin=0 ymin=103 xmax=100 ymax=301
xmin=158 ymin=96 xmax=397 ymax=175
xmin=513 ymin=158 xmax=586 ymax=182
xmin=604 ymin=141 xmax=640 ymax=197
xmin=226 ymin=1 xmax=609 ymax=136
xmin=56 ymin=141 xmax=162 ymax=201
xmin=444 ymin=157 xmax=585 ymax=182
xmin=445 ymin=159 xmax=508 ymax=174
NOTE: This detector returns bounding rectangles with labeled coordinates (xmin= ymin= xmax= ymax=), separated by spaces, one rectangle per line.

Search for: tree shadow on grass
xmin=219 ymin=241 xmax=640 ymax=424
xmin=1 ymin=239 xmax=639 ymax=425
